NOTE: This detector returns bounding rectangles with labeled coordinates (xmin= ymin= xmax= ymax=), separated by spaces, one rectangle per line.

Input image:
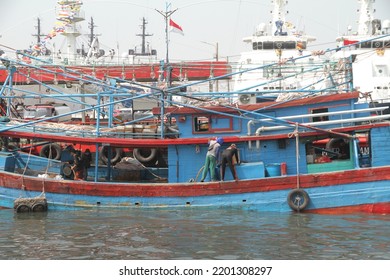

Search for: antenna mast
xmin=136 ymin=17 xmax=153 ymax=55
xmin=32 ymin=18 xmax=46 ymax=44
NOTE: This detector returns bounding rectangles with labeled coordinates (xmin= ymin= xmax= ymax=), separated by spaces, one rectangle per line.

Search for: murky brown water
xmin=1 ymin=208 xmax=390 ymax=260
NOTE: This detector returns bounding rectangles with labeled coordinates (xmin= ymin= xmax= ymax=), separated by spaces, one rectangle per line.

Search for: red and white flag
xmin=169 ymin=19 xmax=184 ymax=35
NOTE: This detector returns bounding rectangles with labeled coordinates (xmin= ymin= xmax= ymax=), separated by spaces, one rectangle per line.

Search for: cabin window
xmin=263 ymin=42 xmax=274 ymax=49
xmin=311 ymin=108 xmax=329 ymax=122
xmin=360 ymin=41 xmax=372 ymax=48
xmin=193 ymin=115 xmax=235 ymax=133
xmin=372 ymin=41 xmax=384 ymax=48
xmin=194 ymin=116 xmax=210 ymax=132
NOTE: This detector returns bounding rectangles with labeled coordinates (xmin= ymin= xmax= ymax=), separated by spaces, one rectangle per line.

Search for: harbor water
xmin=1 ymin=208 xmax=390 ymax=260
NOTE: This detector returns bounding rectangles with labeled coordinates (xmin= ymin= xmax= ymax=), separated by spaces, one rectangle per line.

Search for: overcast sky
xmin=1 ymin=0 xmax=389 ymax=62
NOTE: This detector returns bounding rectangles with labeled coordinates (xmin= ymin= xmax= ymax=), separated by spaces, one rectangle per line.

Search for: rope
xmin=289 ymin=123 xmax=301 ymax=189
xmin=195 ymin=166 xmax=205 ymax=182
xmin=44 ymin=143 xmax=53 ymax=175
xmin=21 ymin=139 xmax=34 ymax=190
xmin=131 ymin=159 xmax=164 ymax=180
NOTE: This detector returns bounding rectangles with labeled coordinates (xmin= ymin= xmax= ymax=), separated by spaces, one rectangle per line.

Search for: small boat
xmin=1 ymin=63 xmax=390 ymax=213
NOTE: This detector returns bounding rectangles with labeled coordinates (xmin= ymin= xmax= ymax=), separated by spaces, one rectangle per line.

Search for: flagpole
xmin=155 ymin=4 xmax=177 ymax=65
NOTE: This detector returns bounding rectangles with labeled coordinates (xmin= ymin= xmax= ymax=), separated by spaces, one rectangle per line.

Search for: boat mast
xmin=57 ymin=0 xmax=85 ymax=64
xmin=357 ymin=0 xmax=375 ymax=35
xmin=88 ymin=17 xmax=96 ymax=47
xmin=32 ymin=18 xmax=45 ymax=44
xmin=271 ymin=0 xmax=287 ymax=36
xmin=136 ymin=17 xmax=153 ymax=55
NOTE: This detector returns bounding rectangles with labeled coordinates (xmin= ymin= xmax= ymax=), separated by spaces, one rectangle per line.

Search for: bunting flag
xmin=169 ymin=19 xmax=184 ymax=35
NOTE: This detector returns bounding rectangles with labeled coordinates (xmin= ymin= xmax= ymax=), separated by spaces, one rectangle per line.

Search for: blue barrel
xmin=266 ymin=163 xmax=281 ymax=177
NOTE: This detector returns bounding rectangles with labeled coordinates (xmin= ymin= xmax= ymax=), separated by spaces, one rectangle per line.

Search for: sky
xmin=0 ymin=0 xmax=389 ymax=62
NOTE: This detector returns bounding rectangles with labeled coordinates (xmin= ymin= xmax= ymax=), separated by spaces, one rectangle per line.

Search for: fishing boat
xmin=233 ymin=0 xmax=390 ymax=108
xmin=1 ymin=44 xmax=390 ymax=214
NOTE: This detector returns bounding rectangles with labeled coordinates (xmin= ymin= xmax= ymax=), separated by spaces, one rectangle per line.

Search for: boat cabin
xmin=160 ymin=92 xmax=389 ymax=183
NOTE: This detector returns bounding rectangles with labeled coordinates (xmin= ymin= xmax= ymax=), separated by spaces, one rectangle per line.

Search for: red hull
xmin=1 ymin=165 xmax=390 ymax=198
xmin=0 ymin=61 xmax=231 ymax=84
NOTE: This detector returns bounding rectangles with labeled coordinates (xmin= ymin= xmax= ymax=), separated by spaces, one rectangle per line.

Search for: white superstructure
xmin=334 ymin=0 xmax=390 ymax=104
xmin=233 ymin=0 xmax=331 ymax=104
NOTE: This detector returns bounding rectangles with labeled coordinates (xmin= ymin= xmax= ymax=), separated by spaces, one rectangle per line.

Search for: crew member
xmin=220 ymin=143 xmax=240 ymax=181
xmin=200 ymin=137 xmax=223 ymax=182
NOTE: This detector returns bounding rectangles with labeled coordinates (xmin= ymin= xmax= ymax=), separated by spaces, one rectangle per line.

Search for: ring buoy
xmin=39 ymin=143 xmax=62 ymax=160
xmin=62 ymin=162 xmax=73 ymax=178
xmin=16 ymin=204 xmax=30 ymax=213
xmin=100 ymin=146 xmax=122 ymax=165
xmin=31 ymin=203 xmax=47 ymax=212
xmin=133 ymin=148 xmax=158 ymax=164
xmin=287 ymin=189 xmax=310 ymax=211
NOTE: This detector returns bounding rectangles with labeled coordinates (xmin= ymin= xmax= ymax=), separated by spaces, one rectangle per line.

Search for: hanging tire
xmin=287 ymin=189 xmax=310 ymax=211
xmin=133 ymin=148 xmax=158 ymax=164
xmin=31 ymin=203 xmax=47 ymax=212
xmin=39 ymin=143 xmax=62 ymax=160
xmin=62 ymin=162 xmax=73 ymax=178
xmin=16 ymin=204 xmax=30 ymax=213
xmin=100 ymin=146 xmax=122 ymax=165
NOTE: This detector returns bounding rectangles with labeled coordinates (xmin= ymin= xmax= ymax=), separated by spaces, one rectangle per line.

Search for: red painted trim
xmin=155 ymin=92 xmax=360 ymax=115
xmin=305 ymin=202 xmax=390 ymax=215
xmin=1 ymin=122 xmax=388 ymax=147
xmin=1 ymin=166 xmax=390 ymax=198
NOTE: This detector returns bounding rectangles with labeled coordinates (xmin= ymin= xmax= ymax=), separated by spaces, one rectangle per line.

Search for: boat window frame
xmin=192 ymin=114 xmax=240 ymax=134
xmin=310 ymin=107 xmax=329 ymax=122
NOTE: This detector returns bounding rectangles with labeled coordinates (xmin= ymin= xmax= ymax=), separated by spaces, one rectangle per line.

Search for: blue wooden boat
xmin=1 ymin=31 xmax=390 ymax=214
xmin=1 ymin=89 xmax=390 ymax=213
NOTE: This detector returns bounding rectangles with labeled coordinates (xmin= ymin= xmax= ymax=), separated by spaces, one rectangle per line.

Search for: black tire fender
xmin=133 ymin=148 xmax=158 ymax=164
xmin=287 ymin=189 xmax=310 ymax=211
xmin=31 ymin=203 xmax=47 ymax=212
xmin=100 ymin=146 xmax=122 ymax=165
xmin=16 ymin=204 xmax=31 ymax=213
xmin=39 ymin=143 xmax=62 ymax=160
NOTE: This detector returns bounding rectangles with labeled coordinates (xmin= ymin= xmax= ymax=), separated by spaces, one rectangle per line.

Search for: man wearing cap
xmin=200 ymin=137 xmax=223 ymax=182
xmin=220 ymin=143 xmax=240 ymax=181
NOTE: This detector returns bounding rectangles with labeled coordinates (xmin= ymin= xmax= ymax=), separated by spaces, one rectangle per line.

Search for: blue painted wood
xmin=2 ymin=177 xmax=390 ymax=211
xmin=371 ymin=126 xmax=390 ymax=167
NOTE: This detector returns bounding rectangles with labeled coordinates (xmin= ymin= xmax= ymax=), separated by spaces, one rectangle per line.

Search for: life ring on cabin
xmin=287 ymin=189 xmax=310 ymax=211
xmin=133 ymin=148 xmax=158 ymax=165
xmin=62 ymin=162 xmax=73 ymax=178
xmin=100 ymin=146 xmax=123 ymax=165
xmin=39 ymin=143 xmax=62 ymax=160
xmin=15 ymin=204 xmax=30 ymax=213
